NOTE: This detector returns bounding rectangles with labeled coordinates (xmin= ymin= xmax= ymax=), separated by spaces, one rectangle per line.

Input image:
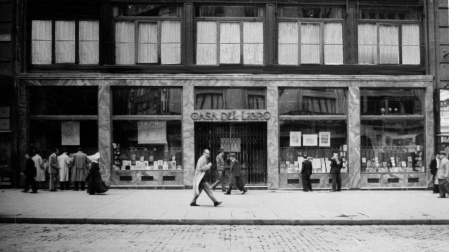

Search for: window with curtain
xmin=279 ymin=88 xmax=347 ymax=115
xmin=31 ymin=20 xmax=99 ymax=65
xmin=277 ymin=6 xmax=344 ymax=65
xmin=194 ymin=88 xmax=266 ymax=110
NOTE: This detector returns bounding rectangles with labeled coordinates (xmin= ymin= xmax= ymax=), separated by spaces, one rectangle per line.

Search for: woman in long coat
xmin=32 ymin=151 xmax=45 ymax=187
xmin=85 ymin=153 xmax=108 ymax=195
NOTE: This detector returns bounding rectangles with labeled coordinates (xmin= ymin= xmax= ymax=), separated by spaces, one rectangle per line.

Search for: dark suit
xmin=429 ymin=158 xmax=439 ymax=193
xmin=301 ymin=159 xmax=313 ymax=191
xmin=226 ymin=158 xmax=245 ymax=194
xmin=23 ymin=158 xmax=37 ymax=193
xmin=330 ymin=158 xmax=342 ymax=191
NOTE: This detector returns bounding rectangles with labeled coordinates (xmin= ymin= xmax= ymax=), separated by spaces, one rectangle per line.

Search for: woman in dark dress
xmin=85 ymin=153 xmax=108 ymax=195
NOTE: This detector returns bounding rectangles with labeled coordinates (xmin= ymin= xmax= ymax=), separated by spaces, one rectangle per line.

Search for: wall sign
xmin=191 ymin=110 xmax=271 ymax=121
xmin=138 ymin=121 xmax=167 ymax=144
xmin=290 ymin=132 xmax=302 ymax=146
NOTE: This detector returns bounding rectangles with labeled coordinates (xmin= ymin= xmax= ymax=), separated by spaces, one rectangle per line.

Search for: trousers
xmin=211 ymin=170 xmax=226 ymax=191
xmin=191 ymin=181 xmax=218 ymax=203
xmin=331 ymin=173 xmax=341 ymax=191
xmin=301 ymin=174 xmax=312 ymax=191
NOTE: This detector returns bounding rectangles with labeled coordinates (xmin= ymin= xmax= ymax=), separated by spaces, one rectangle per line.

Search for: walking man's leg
xmin=337 ymin=173 xmax=342 ymax=191
xmin=439 ymin=179 xmax=447 ymax=198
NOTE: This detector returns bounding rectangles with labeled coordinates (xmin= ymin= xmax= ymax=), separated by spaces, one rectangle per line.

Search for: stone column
xmin=425 ymin=85 xmax=434 ymax=187
xmin=98 ymin=81 xmax=112 ymax=185
xmin=267 ymin=86 xmax=279 ymax=189
xmin=183 ymin=83 xmax=195 ymax=187
xmin=17 ymin=82 xmax=28 ymax=187
xmin=348 ymin=84 xmax=361 ymax=189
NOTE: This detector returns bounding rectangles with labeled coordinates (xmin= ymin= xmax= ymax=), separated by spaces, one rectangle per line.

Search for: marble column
xmin=348 ymin=84 xmax=361 ymax=189
xmin=267 ymin=86 xmax=279 ymax=189
xmin=182 ymin=83 xmax=195 ymax=187
xmin=425 ymin=85 xmax=434 ymax=187
xmin=98 ymin=81 xmax=112 ymax=185
xmin=17 ymin=82 xmax=28 ymax=187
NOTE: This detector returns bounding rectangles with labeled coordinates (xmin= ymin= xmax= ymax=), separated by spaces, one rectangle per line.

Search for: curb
xmin=1 ymin=217 xmax=449 ymax=225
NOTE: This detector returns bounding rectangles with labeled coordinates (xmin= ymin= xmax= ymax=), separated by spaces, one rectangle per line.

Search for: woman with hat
xmin=85 ymin=152 xmax=108 ymax=195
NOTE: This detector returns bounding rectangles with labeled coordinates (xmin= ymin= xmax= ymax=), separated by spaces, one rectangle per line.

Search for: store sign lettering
xmin=191 ymin=111 xmax=271 ymax=121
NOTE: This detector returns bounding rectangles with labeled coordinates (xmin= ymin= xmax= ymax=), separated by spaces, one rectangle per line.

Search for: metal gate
xmin=194 ymin=122 xmax=267 ymax=185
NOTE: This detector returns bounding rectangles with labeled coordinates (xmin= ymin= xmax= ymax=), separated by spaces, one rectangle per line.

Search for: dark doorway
xmin=194 ymin=122 xmax=267 ymax=185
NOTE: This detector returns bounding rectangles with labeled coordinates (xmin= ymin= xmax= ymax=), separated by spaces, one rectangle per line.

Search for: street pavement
xmin=0 ymin=224 xmax=448 ymax=252
xmin=1 ymin=188 xmax=449 ymax=225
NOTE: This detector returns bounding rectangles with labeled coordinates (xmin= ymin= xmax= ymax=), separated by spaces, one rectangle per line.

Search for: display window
xmin=361 ymin=89 xmax=424 ymax=115
xmin=279 ymin=120 xmax=348 ymax=174
xmin=279 ymin=88 xmax=347 ymax=115
xmin=112 ymin=121 xmax=182 ymax=171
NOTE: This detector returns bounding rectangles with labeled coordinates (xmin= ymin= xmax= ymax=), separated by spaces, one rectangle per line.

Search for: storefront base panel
xmin=279 ymin=173 xmax=349 ymax=189
xmin=111 ymin=170 xmax=183 ymax=186
xmin=360 ymin=173 xmax=427 ymax=188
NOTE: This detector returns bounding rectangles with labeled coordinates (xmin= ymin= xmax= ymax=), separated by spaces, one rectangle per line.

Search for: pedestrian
xmin=22 ymin=153 xmax=38 ymax=193
xmin=190 ymin=149 xmax=222 ymax=207
xmin=224 ymin=153 xmax=247 ymax=195
xmin=330 ymin=153 xmax=342 ymax=192
xmin=71 ymin=148 xmax=90 ymax=191
xmin=437 ymin=151 xmax=449 ymax=199
xmin=32 ymin=150 xmax=45 ymax=189
xmin=48 ymin=148 xmax=60 ymax=192
xmin=58 ymin=148 xmax=71 ymax=190
xmin=211 ymin=148 xmax=226 ymax=192
xmin=301 ymin=156 xmax=313 ymax=192
xmin=85 ymin=152 xmax=108 ymax=195
xmin=429 ymin=153 xmax=440 ymax=194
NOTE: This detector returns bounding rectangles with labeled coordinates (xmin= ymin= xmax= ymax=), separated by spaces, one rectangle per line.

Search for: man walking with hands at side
xmin=190 ymin=149 xmax=222 ymax=207
xmin=211 ymin=148 xmax=226 ymax=192
xmin=225 ymin=153 xmax=247 ymax=195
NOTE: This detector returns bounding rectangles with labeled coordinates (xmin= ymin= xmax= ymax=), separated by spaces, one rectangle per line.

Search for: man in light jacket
xmin=190 ymin=149 xmax=222 ymax=207
xmin=48 ymin=148 xmax=60 ymax=191
xmin=437 ymin=151 xmax=449 ymax=199
xmin=58 ymin=148 xmax=71 ymax=190
xmin=71 ymin=148 xmax=90 ymax=191
xmin=211 ymin=148 xmax=226 ymax=192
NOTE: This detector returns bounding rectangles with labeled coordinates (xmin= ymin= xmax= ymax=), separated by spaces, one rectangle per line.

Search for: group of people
xmin=22 ymin=148 xmax=108 ymax=195
xmin=190 ymin=148 xmax=247 ymax=207
xmin=429 ymin=151 xmax=449 ymax=198
xmin=301 ymin=152 xmax=344 ymax=192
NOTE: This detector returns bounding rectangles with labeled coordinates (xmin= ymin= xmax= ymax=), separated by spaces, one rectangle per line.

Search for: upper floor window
xmin=113 ymin=4 xmax=182 ymax=65
xmin=277 ymin=6 xmax=344 ymax=65
xmin=195 ymin=5 xmax=264 ymax=65
xmin=194 ymin=87 xmax=266 ymax=110
xmin=358 ymin=7 xmax=421 ymax=65
xmin=31 ymin=20 xmax=99 ymax=65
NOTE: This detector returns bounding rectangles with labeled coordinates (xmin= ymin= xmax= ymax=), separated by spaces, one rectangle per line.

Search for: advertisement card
xmin=303 ymin=134 xmax=318 ymax=146
xmin=289 ymin=132 xmax=302 ymax=146
xmin=319 ymin=132 xmax=331 ymax=147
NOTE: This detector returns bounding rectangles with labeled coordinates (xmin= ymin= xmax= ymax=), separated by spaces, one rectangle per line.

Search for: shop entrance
xmin=194 ymin=122 xmax=267 ymax=185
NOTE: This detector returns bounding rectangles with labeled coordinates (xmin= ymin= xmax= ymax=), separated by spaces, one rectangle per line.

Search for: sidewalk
xmin=1 ymin=189 xmax=448 ymax=225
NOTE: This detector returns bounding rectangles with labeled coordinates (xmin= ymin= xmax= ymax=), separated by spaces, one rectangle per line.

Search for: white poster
xmin=441 ymin=90 xmax=449 ymax=133
xmin=319 ymin=132 xmax=331 ymax=147
xmin=290 ymin=132 xmax=302 ymax=146
xmin=138 ymin=121 xmax=167 ymax=144
xmin=61 ymin=121 xmax=80 ymax=146
xmin=303 ymin=134 xmax=318 ymax=146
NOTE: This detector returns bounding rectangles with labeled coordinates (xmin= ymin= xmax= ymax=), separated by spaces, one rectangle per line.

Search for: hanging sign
xmin=138 ymin=121 xmax=167 ymax=144
xmin=61 ymin=121 xmax=80 ymax=146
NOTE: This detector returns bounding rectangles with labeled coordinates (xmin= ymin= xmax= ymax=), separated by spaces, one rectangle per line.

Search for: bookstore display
xmin=279 ymin=120 xmax=348 ymax=174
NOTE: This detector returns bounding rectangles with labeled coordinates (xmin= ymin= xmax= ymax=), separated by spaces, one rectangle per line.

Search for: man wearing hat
xmin=437 ymin=151 xmax=449 ymax=198
xmin=211 ymin=148 xmax=226 ymax=192
xmin=301 ymin=156 xmax=313 ymax=192
xmin=225 ymin=153 xmax=247 ymax=195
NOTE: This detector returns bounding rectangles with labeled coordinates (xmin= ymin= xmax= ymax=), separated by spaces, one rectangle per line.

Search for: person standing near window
xmin=330 ymin=153 xmax=342 ymax=192
xmin=301 ymin=156 xmax=313 ymax=192
xmin=58 ymin=148 xmax=71 ymax=190
xmin=22 ymin=153 xmax=38 ymax=193
xmin=48 ymin=148 xmax=60 ymax=192
xmin=32 ymin=150 xmax=45 ymax=189
xmin=437 ymin=151 xmax=449 ymax=199
xmin=429 ymin=153 xmax=440 ymax=194
xmin=71 ymin=148 xmax=90 ymax=191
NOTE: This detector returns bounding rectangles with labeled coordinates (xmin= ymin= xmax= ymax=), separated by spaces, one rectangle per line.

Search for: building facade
xmin=10 ymin=0 xmax=448 ymax=189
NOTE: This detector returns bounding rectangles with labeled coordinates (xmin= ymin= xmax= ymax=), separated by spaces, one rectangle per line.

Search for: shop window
xmin=112 ymin=87 xmax=182 ymax=115
xmin=195 ymin=5 xmax=264 ymax=65
xmin=113 ymin=4 xmax=182 ymax=65
xmin=360 ymin=89 xmax=424 ymax=116
xmin=31 ymin=20 xmax=99 ymax=65
xmin=361 ymin=120 xmax=425 ymax=173
xmin=112 ymin=121 xmax=182 ymax=171
xmin=358 ymin=7 xmax=421 ymax=65
xmin=194 ymin=88 xmax=266 ymax=110
xmin=277 ymin=6 xmax=343 ymax=65
xmin=279 ymin=120 xmax=348 ymax=174
xmin=279 ymin=88 xmax=347 ymax=115
xmin=29 ymin=87 xmax=98 ymax=115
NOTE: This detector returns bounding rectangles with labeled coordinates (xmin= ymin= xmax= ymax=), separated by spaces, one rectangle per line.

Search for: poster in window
xmin=303 ymin=134 xmax=318 ymax=146
xmin=138 ymin=121 xmax=167 ymax=144
xmin=61 ymin=121 xmax=80 ymax=146
xmin=0 ymin=119 xmax=9 ymax=130
xmin=319 ymin=132 xmax=331 ymax=147
xmin=220 ymin=138 xmax=241 ymax=152
xmin=441 ymin=90 xmax=449 ymax=133
xmin=290 ymin=132 xmax=302 ymax=146
xmin=0 ymin=107 xmax=9 ymax=118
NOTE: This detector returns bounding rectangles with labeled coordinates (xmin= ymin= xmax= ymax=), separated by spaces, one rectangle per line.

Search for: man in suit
xmin=437 ymin=151 xmax=449 ymax=199
xmin=211 ymin=148 xmax=226 ymax=192
xmin=330 ymin=153 xmax=342 ymax=192
xmin=71 ymin=148 xmax=90 ymax=191
xmin=301 ymin=155 xmax=313 ymax=192
xmin=48 ymin=148 xmax=60 ymax=192
xmin=429 ymin=153 xmax=440 ymax=194
xmin=22 ymin=153 xmax=38 ymax=193
xmin=190 ymin=149 xmax=222 ymax=207
xmin=225 ymin=153 xmax=247 ymax=195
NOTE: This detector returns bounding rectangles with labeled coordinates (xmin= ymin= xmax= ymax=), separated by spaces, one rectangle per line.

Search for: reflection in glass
xmin=361 ymin=120 xmax=425 ymax=173
xmin=196 ymin=5 xmax=263 ymax=17
xmin=359 ymin=8 xmax=419 ymax=20
xmin=361 ymin=89 xmax=424 ymax=115
xmin=113 ymin=4 xmax=181 ymax=17
xmin=113 ymin=87 xmax=182 ymax=116
xmin=278 ymin=6 xmax=343 ymax=18
xmin=194 ymin=88 xmax=266 ymax=110
xmin=279 ymin=88 xmax=347 ymax=115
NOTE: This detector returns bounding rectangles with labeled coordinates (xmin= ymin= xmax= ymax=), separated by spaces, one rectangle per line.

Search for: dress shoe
xmin=241 ymin=189 xmax=247 ymax=195
xmin=302 ymin=190 xmax=308 ymax=192
xmin=437 ymin=196 xmax=446 ymax=198
xmin=224 ymin=192 xmax=230 ymax=195
xmin=190 ymin=202 xmax=200 ymax=206
xmin=22 ymin=190 xmax=29 ymax=193
xmin=214 ymin=201 xmax=222 ymax=207
xmin=49 ymin=189 xmax=57 ymax=192
xmin=30 ymin=191 xmax=37 ymax=194
xmin=330 ymin=190 xmax=337 ymax=192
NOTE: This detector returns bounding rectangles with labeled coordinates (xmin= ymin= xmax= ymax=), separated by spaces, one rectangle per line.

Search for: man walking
xmin=58 ymin=148 xmax=71 ymax=190
xmin=22 ymin=153 xmax=38 ymax=193
xmin=225 ymin=153 xmax=247 ymax=195
xmin=301 ymin=156 xmax=313 ymax=192
xmin=437 ymin=151 xmax=449 ymax=198
xmin=48 ymin=148 xmax=60 ymax=192
xmin=211 ymin=148 xmax=226 ymax=192
xmin=71 ymin=148 xmax=90 ymax=191
xmin=190 ymin=149 xmax=222 ymax=207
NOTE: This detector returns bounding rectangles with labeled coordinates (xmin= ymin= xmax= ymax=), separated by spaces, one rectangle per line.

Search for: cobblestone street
xmin=0 ymin=224 xmax=448 ymax=252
